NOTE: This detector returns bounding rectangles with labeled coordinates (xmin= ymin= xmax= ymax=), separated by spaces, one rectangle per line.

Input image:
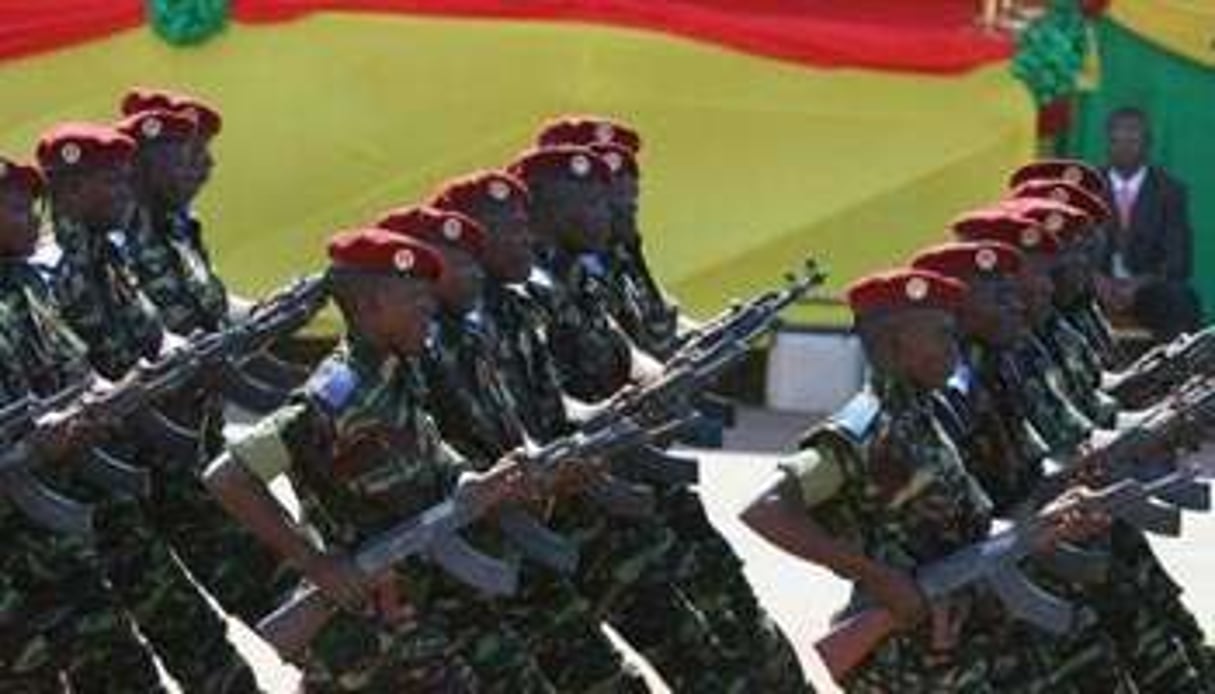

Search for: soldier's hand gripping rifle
xmin=1106 ymin=325 xmax=1215 ymax=408
xmin=580 ymin=260 xmax=826 ymax=487
xmin=255 ymin=414 xmax=678 ymax=661
xmin=815 ymin=452 xmax=1215 ymax=683
xmin=0 ymin=384 xmax=104 ymax=537
xmin=1030 ymin=374 xmax=1215 ymax=537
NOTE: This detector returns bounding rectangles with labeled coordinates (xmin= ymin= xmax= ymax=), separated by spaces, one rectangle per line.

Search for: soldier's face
xmin=141 ymin=141 xmax=195 ymax=208
xmin=185 ymin=138 xmax=214 ymax=195
xmin=72 ymin=164 xmax=136 ymax=227
xmin=570 ymin=186 xmax=613 ymax=252
xmin=0 ymin=188 xmax=40 ymax=257
xmin=1050 ymin=250 xmax=1092 ymax=309
xmin=961 ymin=277 xmax=1026 ymax=346
xmin=1018 ymin=259 xmax=1056 ymax=328
xmin=434 ymin=245 xmax=484 ymax=313
xmin=375 ymin=280 xmax=436 ymax=355
xmin=890 ymin=310 xmax=959 ymax=389
xmin=483 ymin=203 xmax=533 ymax=283
xmin=609 ymin=174 xmax=640 ymax=244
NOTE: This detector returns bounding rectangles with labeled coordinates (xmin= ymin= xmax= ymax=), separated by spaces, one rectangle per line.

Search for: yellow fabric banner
xmin=0 ymin=13 xmax=1033 ymax=328
xmin=1110 ymin=0 xmax=1215 ymax=68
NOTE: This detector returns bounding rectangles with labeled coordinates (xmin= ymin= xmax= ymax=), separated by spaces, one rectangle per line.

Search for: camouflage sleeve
xmin=778 ymin=445 xmax=847 ymax=511
xmin=228 ymin=398 xmax=332 ymax=482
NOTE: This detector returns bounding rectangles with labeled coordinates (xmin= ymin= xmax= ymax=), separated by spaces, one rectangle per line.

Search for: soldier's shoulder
xmin=304 ymin=355 xmax=362 ymax=413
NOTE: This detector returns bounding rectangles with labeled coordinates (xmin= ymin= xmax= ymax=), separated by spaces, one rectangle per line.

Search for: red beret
xmin=589 ymin=143 xmax=639 ymax=179
xmin=1007 ymin=180 xmax=1111 ymax=223
xmin=121 ymin=87 xmax=222 ymax=139
xmin=374 ymin=206 xmax=486 ymax=258
xmin=430 ymin=170 xmax=530 ymax=216
xmin=327 ymin=227 xmax=444 ymax=280
xmin=1008 ymin=159 xmax=1107 ymax=199
xmin=847 ymin=268 xmax=968 ymax=318
xmin=0 ymin=156 xmax=44 ymax=197
xmin=999 ymin=197 xmax=1091 ymax=244
xmin=36 ymin=123 xmax=136 ymax=173
xmin=116 ymin=109 xmax=197 ymax=145
xmin=536 ymin=116 xmax=642 ymax=153
xmin=911 ymin=242 xmax=1023 ymax=283
xmin=951 ymin=208 xmax=1060 ymax=255
xmin=508 ymin=146 xmax=613 ymax=186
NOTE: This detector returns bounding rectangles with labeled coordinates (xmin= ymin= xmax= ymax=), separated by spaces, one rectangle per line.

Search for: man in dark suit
xmin=1095 ymin=107 xmax=1202 ymax=340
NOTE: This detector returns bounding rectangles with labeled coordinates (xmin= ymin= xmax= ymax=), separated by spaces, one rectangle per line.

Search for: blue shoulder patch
xmin=947 ymin=362 xmax=976 ymax=400
xmin=306 ymin=359 xmax=359 ymax=412
xmin=828 ymin=389 xmax=881 ymax=443
xmin=577 ymin=252 xmax=609 ymax=277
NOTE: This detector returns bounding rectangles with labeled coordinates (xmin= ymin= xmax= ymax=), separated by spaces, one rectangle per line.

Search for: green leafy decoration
xmin=148 ymin=0 xmax=230 ymax=46
xmin=1011 ymin=0 xmax=1090 ymax=106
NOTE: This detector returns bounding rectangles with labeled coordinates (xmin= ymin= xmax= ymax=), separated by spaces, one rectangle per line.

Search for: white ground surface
xmin=162 ymin=408 xmax=1212 ymax=693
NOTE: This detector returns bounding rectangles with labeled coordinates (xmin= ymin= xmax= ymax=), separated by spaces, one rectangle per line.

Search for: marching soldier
xmin=507 ymin=145 xmax=805 ymax=691
xmin=908 ymin=240 xmax=1135 ymax=692
xmin=953 ymin=205 xmax=1212 ymax=692
xmin=375 ymin=204 xmax=650 ymax=692
xmin=430 ymin=168 xmax=762 ymax=692
xmin=112 ymin=104 xmax=298 ymax=630
xmin=0 ymin=155 xmax=166 ymax=693
xmin=205 ymin=229 xmax=556 ymax=692
xmin=36 ymin=122 xmax=260 ymax=692
xmin=742 ymin=268 xmax=1103 ymax=692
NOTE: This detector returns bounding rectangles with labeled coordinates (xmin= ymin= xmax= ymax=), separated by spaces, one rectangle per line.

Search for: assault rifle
xmin=1107 ymin=325 xmax=1215 ymax=409
xmin=256 ymin=414 xmax=676 ymax=661
xmin=583 ymin=259 xmax=827 ymax=487
xmin=0 ymin=275 xmax=328 ymax=535
xmin=1030 ymin=374 xmax=1215 ymax=537
xmin=815 ymin=453 xmax=1214 ymax=683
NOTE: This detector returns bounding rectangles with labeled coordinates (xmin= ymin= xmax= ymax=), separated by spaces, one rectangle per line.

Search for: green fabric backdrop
xmin=1066 ymin=18 xmax=1215 ymax=314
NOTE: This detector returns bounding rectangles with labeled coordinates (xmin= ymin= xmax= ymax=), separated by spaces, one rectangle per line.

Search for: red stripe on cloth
xmin=0 ymin=0 xmax=1012 ymax=73
xmin=0 ymin=1 xmax=142 ymax=61
xmin=233 ymin=0 xmax=1012 ymax=73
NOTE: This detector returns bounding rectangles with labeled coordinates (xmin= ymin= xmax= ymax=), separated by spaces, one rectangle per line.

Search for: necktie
xmin=1115 ymin=180 xmax=1135 ymax=229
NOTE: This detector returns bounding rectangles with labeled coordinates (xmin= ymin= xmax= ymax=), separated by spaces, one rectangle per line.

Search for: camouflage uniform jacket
xmin=529 ymin=247 xmax=632 ymax=402
xmin=935 ymin=343 xmax=1053 ymax=514
xmin=422 ymin=308 xmax=527 ymax=463
xmin=122 ymin=206 xmax=229 ymax=334
xmin=49 ymin=216 xmax=163 ymax=380
xmin=1062 ymin=299 xmax=1116 ymax=365
xmin=481 ymin=280 xmax=570 ymax=444
xmin=1011 ymin=335 xmax=1097 ymax=455
xmin=783 ymin=373 xmax=998 ymax=690
xmin=228 ymin=334 xmax=509 ymax=604
xmin=0 ymin=258 xmax=92 ymax=394
xmin=605 ymin=239 xmax=680 ymax=359
xmin=1036 ymin=315 xmax=1118 ymax=427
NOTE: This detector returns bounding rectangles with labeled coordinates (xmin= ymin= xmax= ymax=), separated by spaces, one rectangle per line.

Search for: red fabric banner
xmin=0 ymin=0 xmax=1012 ymax=73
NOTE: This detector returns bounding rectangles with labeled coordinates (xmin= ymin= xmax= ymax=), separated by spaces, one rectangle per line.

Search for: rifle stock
xmin=815 ymin=607 xmax=898 ymax=683
xmin=256 ymin=586 xmax=336 ymax=664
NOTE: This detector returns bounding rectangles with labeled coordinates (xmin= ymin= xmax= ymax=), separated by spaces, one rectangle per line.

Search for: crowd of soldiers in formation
xmin=0 ymin=85 xmax=1210 ymax=694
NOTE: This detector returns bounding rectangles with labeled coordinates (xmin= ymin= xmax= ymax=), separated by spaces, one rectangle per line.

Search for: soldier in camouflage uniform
xmin=0 ymin=156 xmax=167 ymax=693
xmin=509 ymin=145 xmax=805 ymax=690
xmin=953 ymin=205 xmax=1211 ymax=693
xmin=743 ymin=267 xmax=1106 ymax=693
xmin=1007 ymin=163 xmax=1215 ymax=676
xmin=431 ymin=168 xmax=756 ymax=692
xmin=375 ymin=204 xmax=649 ymax=692
xmin=112 ymin=102 xmax=297 ymax=629
xmin=205 ymin=229 xmax=558 ymax=692
xmin=908 ymin=240 xmax=1136 ymax=693
xmin=36 ymin=122 xmax=260 ymax=692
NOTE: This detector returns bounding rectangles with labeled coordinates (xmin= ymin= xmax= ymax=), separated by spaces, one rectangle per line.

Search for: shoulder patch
xmin=576 ymin=252 xmax=609 ymax=278
xmin=947 ymin=362 xmax=975 ymax=400
xmin=306 ymin=358 xmax=360 ymax=412
xmin=826 ymin=389 xmax=882 ymax=444
xmin=528 ymin=267 xmax=554 ymax=290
